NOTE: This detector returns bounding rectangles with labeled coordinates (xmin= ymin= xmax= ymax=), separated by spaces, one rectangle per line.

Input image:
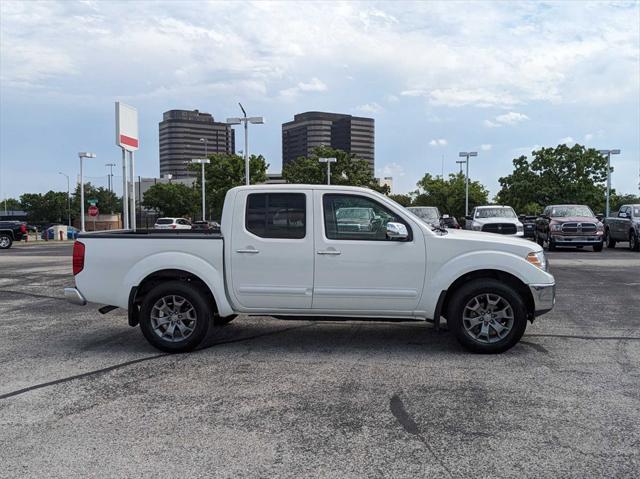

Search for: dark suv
xmin=535 ymin=205 xmax=604 ymax=252
xmin=0 ymin=221 xmax=28 ymax=249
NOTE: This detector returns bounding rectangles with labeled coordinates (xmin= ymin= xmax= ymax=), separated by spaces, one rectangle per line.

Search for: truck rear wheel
xmin=447 ymin=279 xmax=527 ymax=354
xmin=0 ymin=234 xmax=12 ymax=249
xmin=139 ymin=281 xmax=211 ymax=353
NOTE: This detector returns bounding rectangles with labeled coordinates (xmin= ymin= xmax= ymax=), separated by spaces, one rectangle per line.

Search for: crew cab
xmin=464 ymin=206 xmax=524 ymax=236
xmin=0 ymin=220 xmax=27 ymax=249
xmin=604 ymin=204 xmax=640 ymax=251
xmin=65 ymin=185 xmax=555 ymax=354
xmin=535 ymin=204 xmax=604 ymax=251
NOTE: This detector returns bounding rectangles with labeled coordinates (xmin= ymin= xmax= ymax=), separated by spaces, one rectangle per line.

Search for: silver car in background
xmin=465 ymin=206 xmax=524 ymax=236
xmin=407 ymin=206 xmax=441 ymax=227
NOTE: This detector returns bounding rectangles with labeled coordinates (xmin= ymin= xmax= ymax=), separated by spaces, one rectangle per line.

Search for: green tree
xmin=282 ymin=147 xmax=379 ymax=189
xmin=20 ymin=191 xmax=69 ymax=224
xmin=142 ymin=183 xmax=199 ymax=218
xmin=71 ymin=182 xmax=121 ymax=216
xmin=388 ymin=194 xmax=412 ymax=207
xmin=190 ymin=153 xmax=269 ymax=219
xmin=2 ymin=198 xmax=22 ymax=211
xmin=496 ymin=144 xmax=610 ymax=214
xmin=414 ymin=172 xmax=489 ymax=220
xmin=611 ymin=193 xmax=640 ymax=213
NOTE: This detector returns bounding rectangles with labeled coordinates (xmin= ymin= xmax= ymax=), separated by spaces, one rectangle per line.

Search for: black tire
xmin=547 ymin=234 xmax=556 ymax=251
xmin=0 ymin=234 xmax=13 ymax=249
xmin=605 ymin=229 xmax=616 ymax=248
xmin=139 ymin=281 xmax=212 ymax=353
xmin=215 ymin=314 xmax=237 ymax=326
xmin=447 ymin=279 xmax=528 ymax=354
xmin=630 ymin=230 xmax=640 ymax=252
xmin=593 ymin=241 xmax=603 ymax=252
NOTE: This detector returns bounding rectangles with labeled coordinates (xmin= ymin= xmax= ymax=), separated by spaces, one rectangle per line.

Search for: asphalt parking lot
xmin=1 ymin=241 xmax=639 ymax=478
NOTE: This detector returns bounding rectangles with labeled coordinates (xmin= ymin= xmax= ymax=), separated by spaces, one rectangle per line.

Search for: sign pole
xmin=122 ymin=148 xmax=129 ymax=229
xmin=129 ymin=150 xmax=136 ymax=231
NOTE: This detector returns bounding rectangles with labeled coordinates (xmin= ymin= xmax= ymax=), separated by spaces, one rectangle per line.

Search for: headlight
xmin=527 ymin=251 xmax=547 ymax=271
xmin=517 ymin=225 xmax=524 ymax=232
xmin=472 ymin=222 xmax=482 ymax=231
xmin=551 ymin=224 xmax=562 ymax=232
xmin=596 ymin=222 xmax=604 ymax=232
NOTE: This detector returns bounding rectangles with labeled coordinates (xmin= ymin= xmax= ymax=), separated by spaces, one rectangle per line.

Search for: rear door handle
xmin=236 ymin=249 xmax=259 ymax=254
xmin=317 ymin=250 xmax=341 ymax=255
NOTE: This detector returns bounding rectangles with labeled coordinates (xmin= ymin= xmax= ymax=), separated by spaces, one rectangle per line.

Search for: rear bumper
xmin=64 ymin=287 xmax=87 ymax=306
xmin=529 ymin=283 xmax=555 ymax=316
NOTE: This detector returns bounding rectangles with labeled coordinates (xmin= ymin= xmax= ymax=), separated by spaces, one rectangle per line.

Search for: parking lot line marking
xmin=526 ymin=333 xmax=640 ymax=341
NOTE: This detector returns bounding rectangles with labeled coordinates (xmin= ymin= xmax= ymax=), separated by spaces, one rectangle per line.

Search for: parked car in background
xmin=0 ymin=220 xmax=27 ymax=249
xmin=603 ymin=204 xmax=640 ymax=251
xmin=535 ymin=205 xmax=604 ymax=252
xmin=441 ymin=214 xmax=461 ymax=229
xmin=518 ymin=215 xmax=537 ymax=239
xmin=65 ymin=184 xmax=555 ymax=354
xmin=191 ymin=221 xmax=213 ymax=231
xmin=407 ymin=206 xmax=441 ymax=227
xmin=464 ymin=206 xmax=524 ymax=236
xmin=153 ymin=218 xmax=192 ymax=229
xmin=335 ymin=207 xmax=382 ymax=234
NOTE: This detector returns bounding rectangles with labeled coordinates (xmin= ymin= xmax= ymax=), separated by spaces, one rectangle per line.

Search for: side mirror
xmin=596 ymin=214 xmax=605 ymax=221
xmin=465 ymin=215 xmax=472 ymax=221
xmin=386 ymin=222 xmax=409 ymax=240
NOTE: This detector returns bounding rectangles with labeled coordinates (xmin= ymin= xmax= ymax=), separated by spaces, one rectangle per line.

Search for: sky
xmin=1 ymin=0 xmax=639 ymax=200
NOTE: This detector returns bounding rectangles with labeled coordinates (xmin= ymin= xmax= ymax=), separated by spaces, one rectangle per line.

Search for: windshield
xmin=408 ymin=207 xmax=439 ymax=221
xmin=550 ymin=206 xmax=594 ymax=217
xmin=336 ymin=208 xmax=371 ymax=220
xmin=156 ymin=218 xmax=174 ymax=225
xmin=475 ymin=208 xmax=516 ymax=218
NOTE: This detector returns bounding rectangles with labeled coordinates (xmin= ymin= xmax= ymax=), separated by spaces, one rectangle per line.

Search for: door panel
xmin=230 ymin=191 xmax=314 ymax=310
xmin=312 ymin=191 xmax=426 ymax=314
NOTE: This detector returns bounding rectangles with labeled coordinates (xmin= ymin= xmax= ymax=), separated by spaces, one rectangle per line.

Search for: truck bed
xmin=78 ymin=229 xmax=223 ymax=240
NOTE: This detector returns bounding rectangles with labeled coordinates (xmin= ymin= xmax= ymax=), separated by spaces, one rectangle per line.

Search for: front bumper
xmin=64 ymin=287 xmax=87 ymax=306
xmin=529 ymin=283 xmax=555 ymax=316
xmin=551 ymin=234 xmax=603 ymax=246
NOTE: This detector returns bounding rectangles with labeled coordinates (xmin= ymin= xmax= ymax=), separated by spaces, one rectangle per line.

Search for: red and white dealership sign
xmin=115 ymin=102 xmax=139 ymax=151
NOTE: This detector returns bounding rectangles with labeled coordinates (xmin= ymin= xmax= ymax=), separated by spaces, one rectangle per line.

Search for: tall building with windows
xmin=159 ymin=109 xmax=235 ymax=178
xmin=282 ymin=111 xmax=374 ymax=173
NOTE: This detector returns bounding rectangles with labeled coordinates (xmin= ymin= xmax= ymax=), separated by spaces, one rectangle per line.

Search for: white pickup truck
xmin=65 ymin=185 xmax=555 ymax=354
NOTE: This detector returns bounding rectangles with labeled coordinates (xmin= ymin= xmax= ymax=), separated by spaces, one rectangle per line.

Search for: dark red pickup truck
xmin=0 ymin=221 xmax=27 ymax=249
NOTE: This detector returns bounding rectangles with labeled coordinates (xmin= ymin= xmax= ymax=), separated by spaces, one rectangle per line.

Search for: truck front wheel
xmin=605 ymin=229 xmax=616 ymax=248
xmin=447 ymin=279 xmax=527 ymax=354
xmin=139 ymin=281 xmax=211 ymax=353
xmin=630 ymin=230 xmax=640 ymax=252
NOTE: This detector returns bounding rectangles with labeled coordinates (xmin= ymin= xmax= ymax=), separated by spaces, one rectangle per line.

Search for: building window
xmin=323 ymin=194 xmax=411 ymax=241
xmin=246 ymin=193 xmax=306 ymax=239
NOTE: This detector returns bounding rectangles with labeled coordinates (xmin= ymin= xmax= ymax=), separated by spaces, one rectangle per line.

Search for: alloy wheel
xmin=462 ymin=293 xmax=515 ymax=344
xmin=150 ymin=295 xmax=198 ymax=342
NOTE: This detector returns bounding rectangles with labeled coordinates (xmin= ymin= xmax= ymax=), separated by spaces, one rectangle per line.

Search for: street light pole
xmin=191 ymin=158 xmax=211 ymax=221
xmin=597 ymin=149 xmax=621 ymax=217
xmin=459 ymin=151 xmax=478 ymax=217
xmin=318 ymin=157 xmax=337 ymax=185
xmin=227 ymin=104 xmax=264 ymax=186
xmin=200 ymin=138 xmax=208 ymax=159
xmin=78 ymin=152 xmax=96 ymax=232
xmin=105 ymin=163 xmax=115 ymax=193
xmin=58 ymin=172 xmax=71 ymax=226
xmin=456 ymin=160 xmax=465 ymax=174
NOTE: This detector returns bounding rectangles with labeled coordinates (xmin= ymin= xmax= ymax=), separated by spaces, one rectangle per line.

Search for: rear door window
xmin=246 ymin=193 xmax=306 ymax=239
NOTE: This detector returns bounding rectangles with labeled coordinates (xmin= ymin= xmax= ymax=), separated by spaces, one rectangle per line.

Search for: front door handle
xmin=236 ymin=248 xmax=259 ymax=254
xmin=317 ymin=250 xmax=341 ymax=255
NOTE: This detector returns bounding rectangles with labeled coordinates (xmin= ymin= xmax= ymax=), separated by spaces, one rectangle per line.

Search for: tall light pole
xmin=456 ymin=160 xmax=465 ymax=174
xmin=200 ymin=138 xmax=208 ymax=159
xmin=227 ymin=103 xmax=264 ymax=186
xmin=459 ymin=151 xmax=478 ymax=216
xmin=191 ymin=158 xmax=210 ymax=221
xmin=78 ymin=152 xmax=96 ymax=232
xmin=597 ymin=149 xmax=621 ymax=217
xmin=318 ymin=157 xmax=337 ymax=185
xmin=105 ymin=163 xmax=115 ymax=193
xmin=58 ymin=172 xmax=71 ymax=226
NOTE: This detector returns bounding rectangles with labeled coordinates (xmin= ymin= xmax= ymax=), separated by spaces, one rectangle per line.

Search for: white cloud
xmin=279 ymin=77 xmax=327 ymax=99
xmin=429 ymin=138 xmax=447 ymax=146
xmin=355 ymin=102 xmax=382 ymax=114
xmin=559 ymin=136 xmax=575 ymax=145
xmin=584 ymin=133 xmax=594 ymax=142
xmin=480 ymin=144 xmax=492 ymax=151
xmin=484 ymin=111 xmax=529 ymax=128
xmin=377 ymin=162 xmax=405 ymax=177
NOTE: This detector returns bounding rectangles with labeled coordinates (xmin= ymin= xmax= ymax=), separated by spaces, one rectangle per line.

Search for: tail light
xmin=72 ymin=241 xmax=85 ymax=275
xmin=20 ymin=223 xmax=27 ymax=234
